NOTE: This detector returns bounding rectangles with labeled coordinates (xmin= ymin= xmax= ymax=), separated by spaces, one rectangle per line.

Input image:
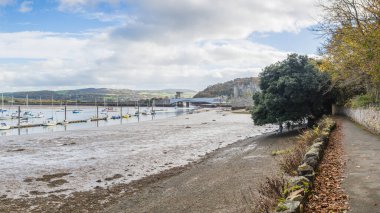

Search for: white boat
xmin=18 ymin=118 xmax=29 ymax=126
xmin=43 ymin=119 xmax=57 ymax=126
xmin=0 ymin=122 xmax=10 ymax=130
xmin=141 ymin=109 xmax=150 ymax=115
xmin=22 ymin=95 xmax=35 ymax=118
xmin=102 ymin=107 xmax=118 ymax=112
xmin=34 ymin=112 xmax=44 ymax=118
xmin=72 ymin=98 xmax=82 ymax=114
xmin=11 ymin=112 xmax=20 ymax=119
xmin=0 ymin=115 xmax=10 ymax=120
xmin=102 ymin=97 xmax=118 ymax=112
xmin=43 ymin=96 xmax=56 ymax=126
xmin=0 ymin=94 xmax=10 ymax=120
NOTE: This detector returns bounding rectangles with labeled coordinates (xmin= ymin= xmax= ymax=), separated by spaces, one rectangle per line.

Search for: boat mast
xmin=1 ymin=93 xmax=4 ymax=111
xmin=51 ymin=95 xmax=54 ymax=119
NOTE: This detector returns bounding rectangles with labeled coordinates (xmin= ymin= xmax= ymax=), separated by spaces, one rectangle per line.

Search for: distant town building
xmin=175 ymin=91 xmax=183 ymax=99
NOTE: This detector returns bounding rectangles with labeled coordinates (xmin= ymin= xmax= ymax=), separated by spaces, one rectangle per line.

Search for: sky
xmin=0 ymin=0 xmax=323 ymax=92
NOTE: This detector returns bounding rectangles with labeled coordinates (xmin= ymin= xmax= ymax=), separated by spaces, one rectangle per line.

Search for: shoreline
xmin=0 ymin=130 xmax=297 ymax=213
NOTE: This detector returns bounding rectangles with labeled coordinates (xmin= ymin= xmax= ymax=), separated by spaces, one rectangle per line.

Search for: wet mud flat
xmin=0 ymin=110 xmax=279 ymax=212
xmin=106 ymin=131 xmax=299 ymax=213
xmin=1 ymin=130 xmax=299 ymax=213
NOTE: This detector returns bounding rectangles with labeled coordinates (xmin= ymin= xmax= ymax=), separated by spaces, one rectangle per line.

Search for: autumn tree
xmin=317 ymin=0 xmax=380 ymax=103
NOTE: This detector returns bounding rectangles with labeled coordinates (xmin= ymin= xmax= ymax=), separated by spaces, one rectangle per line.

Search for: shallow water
xmin=0 ymin=106 xmax=190 ymax=136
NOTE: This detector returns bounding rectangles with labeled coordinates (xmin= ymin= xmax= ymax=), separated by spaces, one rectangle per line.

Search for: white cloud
xmin=59 ymin=0 xmax=319 ymax=40
xmin=0 ymin=0 xmax=321 ymax=91
xmin=0 ymin=30 xmax=288 ymax=91
xmin=18 ymin=1 xmax=33 ymax=13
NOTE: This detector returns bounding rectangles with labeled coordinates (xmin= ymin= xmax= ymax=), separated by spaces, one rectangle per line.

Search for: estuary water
xmin=0 ymin=105 xmax=191 ymax=136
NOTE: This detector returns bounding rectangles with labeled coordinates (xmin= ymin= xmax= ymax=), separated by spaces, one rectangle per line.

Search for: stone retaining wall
xmin=276 ymin=119 xmax=336 ymax=213
xmin=338 ymin=107 xmax=380 ymax=135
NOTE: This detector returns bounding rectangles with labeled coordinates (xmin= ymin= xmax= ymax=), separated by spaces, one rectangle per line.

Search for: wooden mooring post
xmin=17 ymin=106 xmax=20 ymax=127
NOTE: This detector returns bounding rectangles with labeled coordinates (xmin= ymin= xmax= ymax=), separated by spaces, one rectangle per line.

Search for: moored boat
xmin=102 ymin=107 xmax=118 ymax=112
xmin=33 ymin=112 xmax=44 ymax=118
xmin=43 ymin=119 xmax=57 ymax=126
xmin=111 ymin=115 xmax=121 ymax=119
xmin=0 ymin=122 xmax=10 ymax=130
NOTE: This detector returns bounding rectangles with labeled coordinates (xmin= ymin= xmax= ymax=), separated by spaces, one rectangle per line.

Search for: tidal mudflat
xmin=0 ymin=110 xmax=276 ymax=200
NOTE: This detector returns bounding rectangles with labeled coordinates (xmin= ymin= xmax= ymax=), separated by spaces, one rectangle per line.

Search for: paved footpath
xmin=340 ymin=117 xmax=380 ymax=212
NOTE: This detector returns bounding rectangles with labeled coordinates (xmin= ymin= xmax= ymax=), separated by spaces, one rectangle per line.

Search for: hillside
xmin=3 ymin=88 xmax=197 ymax=102
xmin=194 ymin=77 xmax=259 ymax=98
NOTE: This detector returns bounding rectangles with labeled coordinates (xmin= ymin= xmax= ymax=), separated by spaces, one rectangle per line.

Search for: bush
xmin=346 ymin=94 xmax=375 ymax=108
xmin=251 ymin=175 xmax=286 ymax=213
xmin=279 ymin=117 xmax=333 ymax=175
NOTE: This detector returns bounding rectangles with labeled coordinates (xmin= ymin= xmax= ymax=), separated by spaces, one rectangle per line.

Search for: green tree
xmin=252 ymin=54 xmax=332 ymax=130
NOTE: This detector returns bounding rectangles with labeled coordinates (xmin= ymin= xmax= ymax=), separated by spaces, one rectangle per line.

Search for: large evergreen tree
xmin=252 ymin=54 xmax=332 ymax=127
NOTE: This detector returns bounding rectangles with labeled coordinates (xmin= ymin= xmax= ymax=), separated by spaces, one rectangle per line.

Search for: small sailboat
xmin=150 ymin=100 xmax=156 ymax=115
xmin=43 ymin=118 xmax=57 ymax=126
xmin=23 ymin=111 xmax=34 ymax=118
xmin=141 ymin=109 xmax=150 ymax=115
xmin=34 ymin=97 xmax=44 ymax=118
xmin=34 ymin=112 xmax=45 ymax=118
xmin=19 ymin=118 xmax=29 ymax=126
xmin=0 ymin=94 xmax=7 ymax=113
xmin=111 ymin=115 xmax=121 ymax=119
xmin=0 ymin=122 xmax=10 ymax=130
xmin=43 ymin=96 xmax=56 ymax=126
xmin=23 ymin=94 xmax=34 ymax=118
xmin=102 ymin=97 xmax=119 ymax=112
xmin=102 ymin=107 xmax=118 ymax=112
xmin=0 ymin=94 xmax=10 ymax=120
xmin=11 ymin=111 xmax=20 ymax=119
xmin=72 ymin=97 xmax=81 ymax=114
xmin=56 ymin=101 xmax=65 ymax=112
xmin=122 ymin=106 xmax=131 ymax=118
